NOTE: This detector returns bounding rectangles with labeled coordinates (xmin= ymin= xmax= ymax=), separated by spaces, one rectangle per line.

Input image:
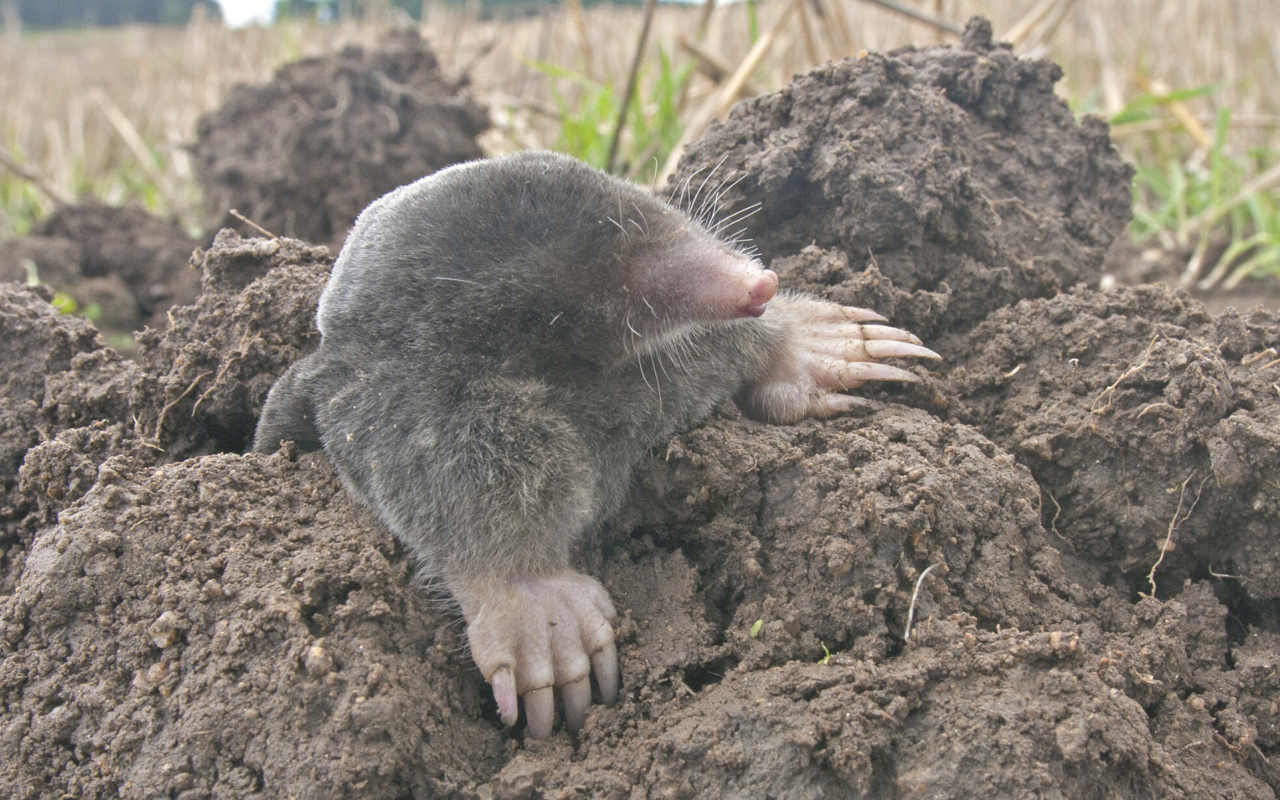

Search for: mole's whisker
xmin=705 ymin=174 xmax=749 ymax=227
xmin=433 ymin=276 xmax=484 ymax=287
xmin=677 ymin=164 xmax=708 ymax=211
xmin=689 ymin=156 xmax=728 ymax=225
xmin=630 ymin=201 xmax=650 ymax=236
xmin=636 ymin=349 xmax=654 ymax=393
xmin=713 ymin=201 xmax=760 ymax=234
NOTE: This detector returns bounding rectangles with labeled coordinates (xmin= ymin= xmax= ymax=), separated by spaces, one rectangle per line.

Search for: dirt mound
xmin=1 ymin=450 xmax=506 ymax=800
xmin=0 ymin=283 xmax=139 ymax=594
xmin=193 ymin=30 xmax=489 ymax=250
xmin=939 ymin=282 xmax=1280 ymax=606
xmin=0 ymin=203 xmax=202 ymax=344
xmin=3 ymin=19 xmax=1280 ymax=800
xmin=672 ymin=17 xmax=1133 ymax=338
xmin=129 ymin=231 xmax=332 ymax=460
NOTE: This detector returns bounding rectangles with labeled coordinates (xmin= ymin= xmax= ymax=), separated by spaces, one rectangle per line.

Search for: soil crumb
xmin=192 ymin=30 xmax=489 ymax=250
xmin=2 ymin=19 xmax=1278 ymax=800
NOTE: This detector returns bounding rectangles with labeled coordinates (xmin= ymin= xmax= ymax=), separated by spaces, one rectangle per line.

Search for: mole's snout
xmin=741 ymin=269 xmax=778 ymax=317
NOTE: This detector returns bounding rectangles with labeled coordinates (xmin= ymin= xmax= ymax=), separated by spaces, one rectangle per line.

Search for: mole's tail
xmin=253 ymin=354 xmax=324 ymax=453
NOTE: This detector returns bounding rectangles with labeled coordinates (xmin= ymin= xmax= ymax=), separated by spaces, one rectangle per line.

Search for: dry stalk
xmin=1241 ymin=348 xmax=1278 ymax=366
xmin=193 ymin=330 xmax=256 ymax=415
xmin=1137 ymin=76 xmax=1213 ymax=151
xmin=0 ymin=146 xmax=74 ymax=205
xmin=229 ymin=209 xmax=278 ymax=239
xmin=563 ymin=0 xmax=593 ymax=68
xmin=151 ymin=370 xmax=212 ymax=446
xmin=88 ymin=88 xmax=197 ymax=230
xmin=1146 ymin=470 xmax=1209 ymax=597
xmin=1110 ymin=114 xmax=1280 ymax=140
xmin=676 ymin=35 xmax=760 ymax=95
xmin=1017 ymin=0 xmax=1081 ymax=56
xmin=795 ymin=0 xmax=820 ymax=66
xmin=1003 ymin=0 xmax=1058 ymax=45
xmin=1087 ymin=13 xmax=1125 ymax=116
xmin=606 ymin=0 xmax=658 ymax=174
xmin=657 ymin=0 xmax=803 ymax=187
xmin=696 ymin=0 xmax=715 ymax=39
xmin=814 ymin=0 xmax=853 ymax=57
xmin=1208 ymin=566 xmax=1246 ymax=581
xmin=904 ymin=562 xmax=941 ymax=642
xmin=1046 ymin=491 xmax=1070 ymax=544
xmin=855 ymin=0 xmax=963 ymax=36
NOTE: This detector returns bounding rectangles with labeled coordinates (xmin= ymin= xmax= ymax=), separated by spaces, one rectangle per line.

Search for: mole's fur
xmin=254 ymin=151 xmax=938 ymax=737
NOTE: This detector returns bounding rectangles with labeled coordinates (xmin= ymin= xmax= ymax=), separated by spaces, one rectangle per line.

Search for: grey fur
xmin=254 ymin=152 xmax=785 ymax=580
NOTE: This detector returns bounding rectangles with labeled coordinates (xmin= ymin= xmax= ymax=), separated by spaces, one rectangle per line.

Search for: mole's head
xmin=500 ymin=154 xmax=778 ymax=359
xmin=362 ymin=152 xmax=777 ymax=367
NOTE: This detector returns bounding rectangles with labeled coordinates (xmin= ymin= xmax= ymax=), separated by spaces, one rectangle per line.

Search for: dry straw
xmin=0 ymin=0 xmax=1277 ymax=226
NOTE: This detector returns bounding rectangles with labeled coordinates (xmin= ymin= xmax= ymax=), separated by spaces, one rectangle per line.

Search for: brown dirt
xmin=192 ymin=29 xmax=489 ymax=250
xmin=2 ymin=18 xmax=1278 ymax=800
xmin=0 ymin=202 xmax=202 ymax=346
xmin=1105 ymin=235 xmax=1280 ymax=316
xmin=671 ymin=17 xmax=1134 ymax=342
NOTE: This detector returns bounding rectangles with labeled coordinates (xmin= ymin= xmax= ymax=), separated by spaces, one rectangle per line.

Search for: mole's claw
xmin=562 ymin=676 xmax=592 ymax=731
xmin=525 ymin=686 xmax=555 ymax=739
xmin=492 ymin=667 xmax=519 ymax=727
xmin=814 ymin=357 xmax=921 ymax=389
xmin=843 ymin=306 xmax=889 ymax=323
xmin=741 ymin=294 xmax=937 ymax=423
xmin=863 ymin=340 xmax=942 ymax=361
xmin=450 ymin=569 xmax=618 ymax=738
xmin=592 ymin=641 xmax=619 ymax=705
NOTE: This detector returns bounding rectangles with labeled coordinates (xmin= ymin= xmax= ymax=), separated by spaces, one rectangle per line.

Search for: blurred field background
xmin=2 ymin=0 xmax=1279 ymax=287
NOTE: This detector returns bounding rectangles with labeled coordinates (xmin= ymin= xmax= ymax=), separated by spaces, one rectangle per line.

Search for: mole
xmin=253 ymin=151 xmax=939 ymax=738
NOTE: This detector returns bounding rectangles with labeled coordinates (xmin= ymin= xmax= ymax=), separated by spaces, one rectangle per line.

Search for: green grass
xmin=1122 ymin=97 xmax=1280 ymax=289
xmin=0 ymin=143 xmax=54 ymax=237
xmin=533 ymin=45 xmax=694 ymax=182
xmin=1 ymin=136 xmax=197 ymax=238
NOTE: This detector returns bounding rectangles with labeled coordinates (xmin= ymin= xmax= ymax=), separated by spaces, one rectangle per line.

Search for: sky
xmin=216 ymin=0 xmax=275 ymax=27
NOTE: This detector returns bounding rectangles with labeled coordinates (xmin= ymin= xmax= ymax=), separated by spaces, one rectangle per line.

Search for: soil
xmin=671 ymin=17 xmax=1133 ymax=343
xmin=192 ymin=29 xmax=489 ymax=251
xmin=2 ymin=18 xmax=1279 ymax=800
xmin=0 ymin=202 xmax=203 ymax=347
xmin=1105 ymin=236 xmax=1280 ymax=316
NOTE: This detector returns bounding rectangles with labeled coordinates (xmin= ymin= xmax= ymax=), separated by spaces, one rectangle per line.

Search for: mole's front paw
xmin=744 ymin=295 xmax=941 ymax=423
xmin=447 ymin=570 xmax=619 ymax=738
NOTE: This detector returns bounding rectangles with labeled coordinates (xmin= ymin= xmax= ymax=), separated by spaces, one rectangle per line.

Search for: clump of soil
xmin=0 ymin=230 xmax=326 ymax=604
xmin=672 ymin=16 xmax=1133 ymax=339
xmin=2 ymin=18 xmax=1279 ymax=800
xmin=128 ymin=231 xmax=332 ymax=460
xmin=939 ymin=282 xmax=1280 ymax=605
xmin=0 ymin=282 xmax=139 ymax=595
xmin=0 ymin=202 xmax=202 ymax=345
xmin=193 ymin=30 xmax=489 ymax=249
xmin=2 ymin=450 xmax=507 ymax=799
